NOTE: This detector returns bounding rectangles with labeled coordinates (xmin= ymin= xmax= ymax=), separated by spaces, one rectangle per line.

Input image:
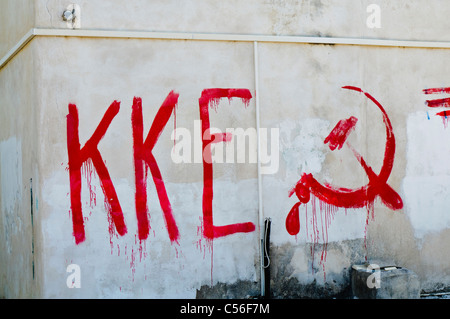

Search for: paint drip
xmin=436 ymin=111 xmax=450 ymax=128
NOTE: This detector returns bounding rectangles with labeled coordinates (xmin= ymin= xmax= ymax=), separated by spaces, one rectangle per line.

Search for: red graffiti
xmin=435 ymin=110 xmax=450 ymax=117
xmin=323 ymin=116 xmax=358 ymax=151
xmin=426 ymin=98 xmax=450 ymax=108
xmin=66 ymin=101 xmax=127 ymax=244
xmin=67 ymin=89 xmax=257 ymax=245
xmin=423 ymin=87 xmax=450 ymax=127
xmin=286 ymin=86 xmax=403 ymax=236
xmin=132 ymin=93 xmax=180 ymax=243
xmin=435 ymin=110 xmax=450 ymax=128
xmin=199 ymin=89 xmax=256 ymax=239
xmin=423 ymin=87 xmax=450 ymax=95
xmin=423 ymin=87 xmax=450 ymax=108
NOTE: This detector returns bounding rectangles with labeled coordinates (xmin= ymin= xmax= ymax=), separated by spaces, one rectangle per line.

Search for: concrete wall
xmin=2 ymin=1 xmax=450 ymax=298
xmin=0 ymin=40 xmax=40 ymax=297
xmin=33 ymin=0 xmax=450 ymax=41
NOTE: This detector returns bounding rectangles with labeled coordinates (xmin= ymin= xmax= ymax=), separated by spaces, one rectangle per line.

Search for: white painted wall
xmin=0 ymin=40 xmax=39 ymax=297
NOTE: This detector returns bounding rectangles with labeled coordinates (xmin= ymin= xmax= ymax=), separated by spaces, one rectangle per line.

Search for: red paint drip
xmin=66 ymin=102 xmax=127 ymax=244
xmin=173 ymin=101 xmax=177 ymax=149
xmin=139 ymin=239 xmax=147 ymax=262
xmin=286 ymin=202 xmax=301 ymax=235
xmin=130 ymin=246 xmax=136 ymax=281
xmin=436 ymin=110 xmax=450 ymax=128
xmin=81 ymin=159 xmax=97 ymax=209
xmin=203 ymin=88 xmax=252 ymax=112
xmin=290 ymin=193 xmax=348 ymax=279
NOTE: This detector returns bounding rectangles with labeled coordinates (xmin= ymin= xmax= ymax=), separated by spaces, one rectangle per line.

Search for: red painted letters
xmin=67 ymin=89 xmax=257 ymax=245
xmin=132 ymin=93 xmax=180 ymax=243
xmin=199 ymin=89 xmax=256 ymax=239
xmin=67 ymin=101 xmax=127 ymax=244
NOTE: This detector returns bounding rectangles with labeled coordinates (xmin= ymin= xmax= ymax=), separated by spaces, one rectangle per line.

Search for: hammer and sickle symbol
xmin=286 ymin=86 xmax=403 ymax=236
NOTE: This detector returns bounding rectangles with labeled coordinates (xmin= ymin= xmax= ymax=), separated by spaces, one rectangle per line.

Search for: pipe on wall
xmin=253 ymin=41 xmax=266 ymax=297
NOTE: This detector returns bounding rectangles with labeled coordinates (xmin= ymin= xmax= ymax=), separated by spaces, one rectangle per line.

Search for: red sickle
xmin=286 ymin=86 xmax=403 ymax=236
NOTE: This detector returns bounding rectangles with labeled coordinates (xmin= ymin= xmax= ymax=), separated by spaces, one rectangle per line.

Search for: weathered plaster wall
xmin=35 ymin=37 xmax=259 ymax=298
xmin=0 ymin=0 xmax=35 ymax=58
xmin=0 ymin=41 xmax=41 ymax=297
xmin=34 ymin=0 xmax=450 ymax=41
xmin=259 ymin=43 xmax=450 ymax=297
xmin=2 ymin=1 xmax=450 ymax=298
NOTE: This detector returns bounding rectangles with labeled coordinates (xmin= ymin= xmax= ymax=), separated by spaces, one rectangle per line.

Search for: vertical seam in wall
xmin=253 ymin=41 xmax=265 ymax=297
xmin=30 ymin=178 xmax=35 ymax=281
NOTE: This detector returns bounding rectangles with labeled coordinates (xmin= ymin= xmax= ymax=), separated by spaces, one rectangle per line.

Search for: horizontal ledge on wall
xmin=3 ymin=27 xmax=450 ymax=70
xmin=33 ymin=28 xmax=450 ymax=48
